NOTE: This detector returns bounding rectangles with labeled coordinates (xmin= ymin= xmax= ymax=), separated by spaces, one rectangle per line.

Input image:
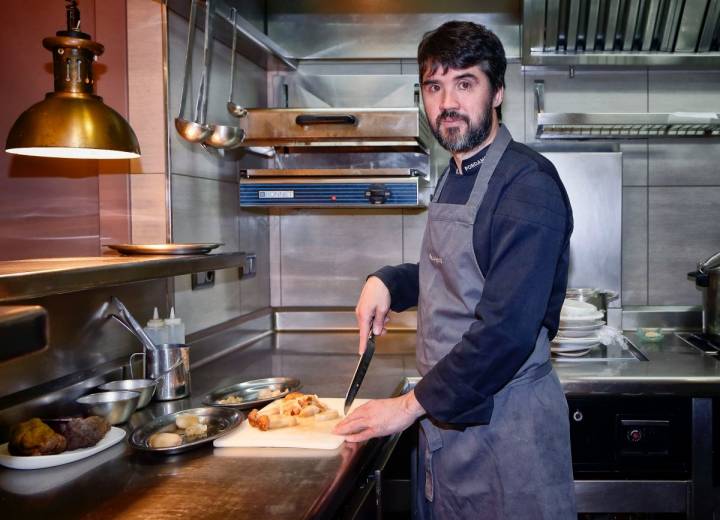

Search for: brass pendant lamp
xmin=5 ymin=0 xmax=140 ymax=159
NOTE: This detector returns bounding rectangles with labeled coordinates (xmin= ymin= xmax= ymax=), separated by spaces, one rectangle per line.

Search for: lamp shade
xmin=4 ymin=1 xmax=140 ymax=160
xmin=5 ymin=92 xmax=140 ymax=159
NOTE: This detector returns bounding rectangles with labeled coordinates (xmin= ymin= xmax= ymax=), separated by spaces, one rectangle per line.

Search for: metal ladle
xmin=203 ymin=5 xmax=245 ymax=150
xmin=174 ymin=0 xmax=212 ymax=143
xmin=226 ymin=7 xmax=247 ymax=119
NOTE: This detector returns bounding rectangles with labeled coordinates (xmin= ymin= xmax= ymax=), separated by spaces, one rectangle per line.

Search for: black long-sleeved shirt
xmin=373 ymin=140 xmax=573 ymax=425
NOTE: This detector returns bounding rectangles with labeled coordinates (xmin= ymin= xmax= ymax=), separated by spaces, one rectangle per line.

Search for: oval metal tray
xmin=129 ymin=407 xmax=242 ymax=455
xmin=202 ymin=377 xmax=301 ymax=410
xmin=106 ymin=243 xmax=223 ymax=255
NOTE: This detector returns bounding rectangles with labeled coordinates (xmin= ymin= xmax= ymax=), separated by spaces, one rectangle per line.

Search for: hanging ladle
xmin=203 ymin=5 xmax=245 ymax=150
xmin=226 ymin=7 xmax=248 ymax=119
xmin=175 ymin=0 xmax=212 ymax=143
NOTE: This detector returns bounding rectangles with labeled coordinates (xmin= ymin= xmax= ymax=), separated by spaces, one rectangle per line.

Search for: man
xmin=333 ymin=21 xmax=577 ymax=518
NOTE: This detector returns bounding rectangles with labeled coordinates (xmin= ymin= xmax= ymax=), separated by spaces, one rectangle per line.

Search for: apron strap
xmin=464 ymin=124 xmax=513 ymax=218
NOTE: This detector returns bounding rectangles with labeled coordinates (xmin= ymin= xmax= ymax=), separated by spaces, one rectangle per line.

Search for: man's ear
xmin=493 ymin=86 xmax=504 ymax=108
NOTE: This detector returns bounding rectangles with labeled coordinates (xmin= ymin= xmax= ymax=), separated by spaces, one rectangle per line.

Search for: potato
xmin=149 ymin=432 xmax=182 ymax=448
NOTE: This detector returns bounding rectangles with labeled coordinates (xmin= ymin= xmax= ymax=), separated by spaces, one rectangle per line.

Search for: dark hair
xmin=417 ymin=21 xmax=506 ymax=94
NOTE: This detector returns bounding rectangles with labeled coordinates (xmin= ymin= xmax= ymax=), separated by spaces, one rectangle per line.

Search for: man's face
xmin=420 ymin=64 xmax=503 ymax=154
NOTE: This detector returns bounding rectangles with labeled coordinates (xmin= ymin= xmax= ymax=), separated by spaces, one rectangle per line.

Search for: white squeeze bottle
xmin=144 ymin=307 xmax=168 ymax=346
xmin=166 ymin=307 xmax=186 ymax=344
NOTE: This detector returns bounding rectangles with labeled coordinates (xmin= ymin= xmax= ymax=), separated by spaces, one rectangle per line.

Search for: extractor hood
xmin=523 ymin=0 xmax=720 ymax=66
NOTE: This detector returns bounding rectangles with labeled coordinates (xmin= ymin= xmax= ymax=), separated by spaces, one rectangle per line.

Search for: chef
xmin=334 ymin=21 xmax=577 ymax=518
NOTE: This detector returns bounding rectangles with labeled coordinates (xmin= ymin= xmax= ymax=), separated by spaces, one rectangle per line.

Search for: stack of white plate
xmin=552 ymin=299 xmax=604 ymax=357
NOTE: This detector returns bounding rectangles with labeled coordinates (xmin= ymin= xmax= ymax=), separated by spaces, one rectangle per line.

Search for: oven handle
xmin=295 ymin=114 xmax=358 ymax=126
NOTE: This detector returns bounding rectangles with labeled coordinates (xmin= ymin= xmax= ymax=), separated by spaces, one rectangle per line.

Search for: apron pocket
xmin=420 ymin=418 xmax=443 ymax=502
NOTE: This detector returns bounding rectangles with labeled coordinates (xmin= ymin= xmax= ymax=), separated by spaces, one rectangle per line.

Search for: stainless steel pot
xmin=130 ymin=344 xmax=191 ymax=401
xmin=689 ymin=250 xmax=720 ymax=339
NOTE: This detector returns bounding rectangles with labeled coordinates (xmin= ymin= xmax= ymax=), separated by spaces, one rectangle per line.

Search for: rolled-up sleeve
xmin=414 ymin=168 xmax=569 ymax=424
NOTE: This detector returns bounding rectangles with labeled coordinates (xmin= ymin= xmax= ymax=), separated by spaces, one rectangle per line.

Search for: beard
xmin=430 ymin=99 xmax=494 ymax=154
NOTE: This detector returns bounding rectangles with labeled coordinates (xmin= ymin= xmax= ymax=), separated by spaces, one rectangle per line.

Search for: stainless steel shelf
xmin=534 ymin=81 xmax=720 ymax=140
xmin=0 ymin=253 xmax=245 ymax=302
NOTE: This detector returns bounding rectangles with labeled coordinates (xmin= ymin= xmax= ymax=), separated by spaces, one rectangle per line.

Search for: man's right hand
xmin=356 ymin=276 xmax=391 ymax=354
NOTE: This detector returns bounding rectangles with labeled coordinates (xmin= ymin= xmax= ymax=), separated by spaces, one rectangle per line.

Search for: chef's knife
xmin=344 ymin=333 xmax=376 ymax=415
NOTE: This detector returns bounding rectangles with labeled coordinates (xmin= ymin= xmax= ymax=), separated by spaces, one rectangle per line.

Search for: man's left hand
xmin=333 ymin=390 xmax=425 ymax=442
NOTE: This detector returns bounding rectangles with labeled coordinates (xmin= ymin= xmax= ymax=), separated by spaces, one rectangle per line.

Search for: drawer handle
xmin=295 ymin=114 xmax=358 ymax=126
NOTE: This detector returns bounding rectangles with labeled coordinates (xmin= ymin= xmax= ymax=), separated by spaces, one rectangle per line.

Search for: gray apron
xmin=415 ymin=125 xmax=576 ymax=519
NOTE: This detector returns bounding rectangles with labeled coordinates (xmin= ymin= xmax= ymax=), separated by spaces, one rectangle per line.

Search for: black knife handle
xmin=351 ymin=340 xmax=375 ymax=393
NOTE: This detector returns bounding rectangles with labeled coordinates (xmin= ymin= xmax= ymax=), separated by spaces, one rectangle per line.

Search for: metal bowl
xmin=77 ymin=391 xmax=140 ymax=425
xmin=98 ymin=380 xmax=157 ymax=409
xmin=202 ymin=377 xmax=301 ymax=409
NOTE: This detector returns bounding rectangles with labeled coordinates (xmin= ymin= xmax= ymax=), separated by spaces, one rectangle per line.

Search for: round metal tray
xmin=106 ymin=243 xmax=223 ymax=255
xmin=128 ymin=407 xmax=242 ymax=455
xmin=202 ymin=377 xmax=301 ymax=410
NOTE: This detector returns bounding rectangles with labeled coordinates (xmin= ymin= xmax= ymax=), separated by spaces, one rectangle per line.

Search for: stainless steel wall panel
xmin=239 ymin=207 xmax=271 ymax=316
xmin=402 ymin=209 xmax=429 ymax=264
xmin=622 ymin=187 xmax=649 ymax=305
xmin=648 ymin=140 xmax=720 ymax=185
xmin=503 ymin=64 xmax=527 ymax=143
xmin=269 ymin=210 xmax=282 ymax=308
xmin=174 ymin=267 xmax=241 ymax=334
xmin=171 ymin=175 xmax=240 ymax=251
xmin=171 ymin=175 xmax=244 ymax=334
xmin=542 ymin=153 xmax=623 ymax=300
xmin=648 ymin=187 xmax=720 ymax=305
xmin=278 ymin=209 xmax=404 ymax=306
xmin=296 ymin=61 xmax=403 ymax=76
xmin=648 ymin=70 xmax=720 ymax=113
xmin=621 ymin=143 xmax=649 ymax=186
xmin=266 ymin=1 xmax=521 ymax=59
xmin=545 ymin=0 xmax=561 ymax=51
xmin=287 ymin=75 xmax=418 ymax=109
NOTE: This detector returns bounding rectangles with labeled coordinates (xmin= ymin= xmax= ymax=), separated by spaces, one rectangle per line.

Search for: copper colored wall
xmin=0 ymin=0 xmax=131 ymax=261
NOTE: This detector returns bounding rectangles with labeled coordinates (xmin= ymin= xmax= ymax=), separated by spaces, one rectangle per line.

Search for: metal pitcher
xmin=131 ymin=344 xmax=191 ymax=401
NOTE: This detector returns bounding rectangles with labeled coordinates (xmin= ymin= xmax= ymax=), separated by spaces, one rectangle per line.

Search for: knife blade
xmin=344 ymin=333 xmax=376 ymax=416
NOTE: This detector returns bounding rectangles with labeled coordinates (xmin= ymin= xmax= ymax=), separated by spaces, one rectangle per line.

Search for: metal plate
xmin=128 ymin=407 xmax=243 ymax=454
xmin=202 ymin=377 xmax=301 ymax=409
xmin=106 ymin=243 xmax=223 ymax=255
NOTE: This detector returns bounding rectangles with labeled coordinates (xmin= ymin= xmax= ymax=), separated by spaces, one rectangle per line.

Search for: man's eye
xmin=425 ymin=84 xmax=440 ymax=93
xmin=458 ymin=81 xmax=471 ymax=90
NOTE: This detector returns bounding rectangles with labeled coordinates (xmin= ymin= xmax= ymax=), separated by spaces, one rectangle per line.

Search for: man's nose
xmin=440 ymin=88 xmax=459 ymax=111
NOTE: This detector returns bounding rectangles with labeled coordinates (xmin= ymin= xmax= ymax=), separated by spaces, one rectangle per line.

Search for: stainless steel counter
xmin=1 ymin=330 xmax=719 ymax=519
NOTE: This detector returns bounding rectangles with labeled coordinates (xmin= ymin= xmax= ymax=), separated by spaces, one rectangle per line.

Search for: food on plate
xmin=175 ymin=414 xmax=199 ymax=430
xmin=48 ymin=416 xmax=111 ymax=451
xmin=184 ymin=423 xmax=208 ymax=441
xmin=218 ymin=395 xmax=244 ymax=405
xmin=256 ymin=388 xmax=282 ymax=399
xmin=148 ymin=432 xmax=183 ymax=448
xmin=247 ymin=393 xmax=335 ymax=431
xmin=8 ymin=418 xmax=67 ymax=456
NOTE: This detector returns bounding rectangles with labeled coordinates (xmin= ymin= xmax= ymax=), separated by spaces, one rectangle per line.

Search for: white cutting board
xmin=214 ymin=397 xmax=368 ymax=450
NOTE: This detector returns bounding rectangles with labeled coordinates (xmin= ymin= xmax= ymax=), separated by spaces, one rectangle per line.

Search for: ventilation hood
xmin=523 ymin=0 xmax=720 ymax=66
